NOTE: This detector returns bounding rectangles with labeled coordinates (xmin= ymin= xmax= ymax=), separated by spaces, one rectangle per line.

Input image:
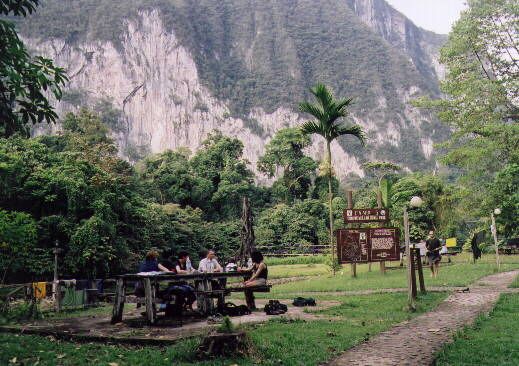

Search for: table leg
xmin=144 ymin=278 xmax=156 ymax=325
xmin=205 ymin=278 xmax=214 ymax=315
xmin=195 ymin=280 xmax=205 ymax=314
xmin=111 ymin=278 xmax=125 ymax=324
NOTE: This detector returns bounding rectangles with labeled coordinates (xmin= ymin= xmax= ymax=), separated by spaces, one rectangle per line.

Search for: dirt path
xmin=325 ymin=270 xmax=519 ymax=366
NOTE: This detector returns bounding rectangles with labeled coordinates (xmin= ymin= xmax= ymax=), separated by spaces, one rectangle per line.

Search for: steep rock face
xmin=20 ymin=0 xmax=449 ymax=180
xmin=28 ymin=11 xmax=363 ymax=182
xmin=346 ymin=0 xmax=447 ymax=82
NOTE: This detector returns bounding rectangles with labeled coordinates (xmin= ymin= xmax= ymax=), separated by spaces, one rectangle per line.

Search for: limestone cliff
xmin=19 ymin=0 xmax=449 ymax=181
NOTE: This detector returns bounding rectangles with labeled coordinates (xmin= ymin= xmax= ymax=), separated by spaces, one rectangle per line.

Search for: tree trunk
xmin=237 ymin=196 xmax=255 ymax=267
xmin=327 ymin=140 xmax=335 ymax=276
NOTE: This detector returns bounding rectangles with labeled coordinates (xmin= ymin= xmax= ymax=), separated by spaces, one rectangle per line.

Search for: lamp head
xmin=410 ymin=196 xmax=423 ymax=208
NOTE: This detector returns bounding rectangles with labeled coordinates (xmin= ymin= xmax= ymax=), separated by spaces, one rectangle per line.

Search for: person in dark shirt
xmin=425 ymin=230 xmax=442 ymax=278
xmin=243 ymin=250 xmax=268 ymax=287
xmin=135 ymin=250 xmax=171 ymax=301
xmin=138 ymin=250 xmax=171 ymax=273
xmin=172 ymin=251 xmax=196 ymax=310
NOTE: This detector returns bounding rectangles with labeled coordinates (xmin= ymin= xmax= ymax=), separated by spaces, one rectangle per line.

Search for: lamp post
xmin=404 ymin=196 xmax=423 ymax=311
xmin=491 ymin=208 xmax=501 ymax=270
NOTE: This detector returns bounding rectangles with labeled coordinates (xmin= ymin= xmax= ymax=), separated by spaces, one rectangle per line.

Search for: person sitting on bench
xmin=198 ymin=249 xmax=223 ymax=273
xmin=243 ymin=250 xmax=268 ymax=287
xmin=171 ymin=251 xmax=196 ymax=310
xmin=135 ymin=250 xmax=171 ymax=309
xmin=198 ymin=249 xmax=225 ymax=290
xmin=139 ymin=249 xmax=171 ymax=273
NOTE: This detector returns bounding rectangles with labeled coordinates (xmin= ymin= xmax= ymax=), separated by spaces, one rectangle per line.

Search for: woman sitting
xmin=172 ymin=251 xmax=196 ymax=310
xmin=244 ymin=250 xmax=268 ymax=287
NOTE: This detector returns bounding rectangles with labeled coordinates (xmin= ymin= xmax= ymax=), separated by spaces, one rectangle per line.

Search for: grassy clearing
xmin=265 ymin=255 xmax=326 ymax=265
xmin=434 ymin=293 xmax=519 ymax=366
xmin=510 ymin=273 xmax=519 ymax=288
xmin=0 ymin=292 xmax=446 ymax=366
xmin=268 ymin=263 xmax=328 ymax=278
xmin=260 ymin=254 xmax=519 ymax=297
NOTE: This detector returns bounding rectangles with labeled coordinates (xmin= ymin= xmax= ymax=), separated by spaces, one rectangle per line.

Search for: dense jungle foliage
xmin=0 ymin=0 xmax=517 ymax=282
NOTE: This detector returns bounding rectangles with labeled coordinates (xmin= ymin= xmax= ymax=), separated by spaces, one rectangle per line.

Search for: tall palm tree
xmin=299 ymin=83 xmax=365 ymax=274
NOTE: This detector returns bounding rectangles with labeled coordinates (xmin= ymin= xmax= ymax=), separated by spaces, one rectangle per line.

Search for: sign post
xmin=404 ymin=207 xmax=415 ymax=311
xmin=346 ymin=191 xmax=356 ymax=278
xmin=336 ymin=228 xmax=400 ymax=263
xmin=491 ymin=212 xmax=500 ymax=270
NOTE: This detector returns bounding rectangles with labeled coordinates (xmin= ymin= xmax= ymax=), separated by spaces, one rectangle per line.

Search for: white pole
xmin=404 ymin=207 xmax=415 ymax=310
xmin=491 ymin=213 xmax=500 ymax=270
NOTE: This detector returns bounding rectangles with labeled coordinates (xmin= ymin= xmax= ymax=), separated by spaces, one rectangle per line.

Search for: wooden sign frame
xmin=343 ymin=208 xmax=389 ymax=223
xmin=336 ymin=227 xmax=400 ymax=263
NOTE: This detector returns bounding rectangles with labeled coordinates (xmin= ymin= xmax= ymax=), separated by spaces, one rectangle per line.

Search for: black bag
xmin=164 ymin=302 xmax=183 ymax=317
xmin=223 ymin=302 xmax=251 ymax=316
xmin=264 ymin=300 xmax=288 ymax=315
xmin=292 ymin=297 xmax=316 ymax=307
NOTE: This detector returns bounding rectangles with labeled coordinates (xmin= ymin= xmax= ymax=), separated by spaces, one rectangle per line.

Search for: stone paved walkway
xmin=325 ymin=270 xmax=519 ymax=366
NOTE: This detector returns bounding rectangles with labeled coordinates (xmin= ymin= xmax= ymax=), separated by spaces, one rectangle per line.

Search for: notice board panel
xmin=336 ymin=228 xmax=400 ymax=263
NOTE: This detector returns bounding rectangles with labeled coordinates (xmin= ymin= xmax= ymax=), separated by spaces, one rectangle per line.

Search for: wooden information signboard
xmin=336 ymin=227 xmax=400 ymax=263
xmin=343 ymin=208 xmax=389 ymax=223
xmin=336 ymin=229 xmax=369 ymax=263
xmin=369 ymin=228 xmax=400 ymax=261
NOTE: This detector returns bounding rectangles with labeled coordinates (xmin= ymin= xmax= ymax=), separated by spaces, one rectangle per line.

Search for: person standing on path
xmin=426 ymin=230 xmax=442 ymax=278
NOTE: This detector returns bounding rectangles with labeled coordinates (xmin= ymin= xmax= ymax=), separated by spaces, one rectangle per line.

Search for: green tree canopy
xmin=258 ymin=127 xmax=317 ymax=203
xmin=415 ymin=0 xmax=518 ymax=237
xmin=140 ymin=149 xmax=212 ymax=207
xmin=0 ymin=0 xmax=67 ymax=137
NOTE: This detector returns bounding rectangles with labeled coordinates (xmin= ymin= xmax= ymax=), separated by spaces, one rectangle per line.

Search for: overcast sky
xmin=385 ymin=0 xmax=467 ymax=34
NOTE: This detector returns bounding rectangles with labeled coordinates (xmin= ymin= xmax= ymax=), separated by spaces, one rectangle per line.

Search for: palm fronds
xmin=300 ymin=120 xmax=323 ymax=136
xmin=299 ymin=83 xmax=363 ymax=144
xmin=332 ymin=124 xmax=366 ymax=145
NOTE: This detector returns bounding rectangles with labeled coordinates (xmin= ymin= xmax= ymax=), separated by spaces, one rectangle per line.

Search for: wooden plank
xmin=111 ymin=278 xmax=125 ymax=324
xmin=125 ymin=297 xmax=163 ymax=304
xmin=227 ymin=285 xmax=271 ymax=292
xmin=379 ymin=260 xmax=386 ymax=274
xmin=143 ymin=278 xmax=156 ymax=325
xmin=55 ymin=282 xmax=61 ymax=313
xmin=410 ymin=249 xmax=417 ymax=299
xmin=414 ymin=248 xmax=426 ymax=294
xmin=119 ymin=271 xmax=251 ymax=281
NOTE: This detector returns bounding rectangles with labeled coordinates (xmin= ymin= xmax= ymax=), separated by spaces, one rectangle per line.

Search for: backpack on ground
xmin=223 ymin=302 xmax=251 ymax=316
xmin=292 ymin=297 xmax=316 ymax=307
xmin=264 ymin=300 xmax=288 ymax=315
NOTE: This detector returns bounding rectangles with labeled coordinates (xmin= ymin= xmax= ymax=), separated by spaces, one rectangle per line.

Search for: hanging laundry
xmin=75 ymin=279 xmax=90 ymax=291
xmin=32 ymin=282 xmax=47 ymax=299
xmin=61 ymin=287 xmax=85 ymax=307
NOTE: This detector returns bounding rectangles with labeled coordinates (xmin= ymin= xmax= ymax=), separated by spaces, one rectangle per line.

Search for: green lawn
xmin=268 ymin=263 xmax=328 ymax=278
xmin=0 ymin=292 xmax=446 ymax=366
xmin=260 ymin=254 xmax=519 ymax=297
xmin=510 ymin=273 xmax=519 ymax=288
xmin=265 ymin=255 xmax=326 ymax=265
xmin=435 ymin=293 xmax=519 ymax=366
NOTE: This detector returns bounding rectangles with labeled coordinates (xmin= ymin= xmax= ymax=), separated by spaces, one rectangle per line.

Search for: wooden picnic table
xmin=111 ymin=271 xmax=252 ymax=325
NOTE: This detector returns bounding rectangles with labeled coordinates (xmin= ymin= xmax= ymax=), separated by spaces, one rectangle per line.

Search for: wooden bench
xmin=227 ymin=285 xmax=271 ymax=310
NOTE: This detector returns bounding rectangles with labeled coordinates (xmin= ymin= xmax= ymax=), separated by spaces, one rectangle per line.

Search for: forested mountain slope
xmin=15 ymin=0 xmax=449 ymax=180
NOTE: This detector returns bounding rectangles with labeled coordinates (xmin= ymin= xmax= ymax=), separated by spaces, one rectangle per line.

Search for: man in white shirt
xmin=198 ymin=250 xmax=223 ymax=273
